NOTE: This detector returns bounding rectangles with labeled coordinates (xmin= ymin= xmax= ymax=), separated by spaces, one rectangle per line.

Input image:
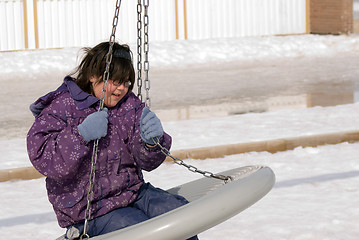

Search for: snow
xmin=1 ymin=32 xmax=359 ymax=239
xmin=2 ymin=143 xmax=359 ymax=239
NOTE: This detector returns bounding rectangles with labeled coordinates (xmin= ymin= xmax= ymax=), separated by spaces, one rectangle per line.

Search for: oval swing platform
xmin=82 ymin=165 xmax=276 ymax=240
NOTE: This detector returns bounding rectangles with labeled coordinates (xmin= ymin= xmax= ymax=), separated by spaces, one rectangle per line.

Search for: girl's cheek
xmin=105 ymin=85 xmax=114 ymax=95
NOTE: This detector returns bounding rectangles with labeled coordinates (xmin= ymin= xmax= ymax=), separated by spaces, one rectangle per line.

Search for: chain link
xmin=137 ymin=0 xmax=150 ymax=107
xmin=143 ymin=0 xmax=151 ymax=108
xmin=136 ymin=0 xmax=143 ymax=101
xmin=153 ymin=138 xmax=232 ymax=183
xmin=81 ymin=1 xmax=122 ymax=239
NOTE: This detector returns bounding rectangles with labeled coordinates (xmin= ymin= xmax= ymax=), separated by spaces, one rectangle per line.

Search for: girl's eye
xmin=109 ymin=80 xmax=131 ymax=87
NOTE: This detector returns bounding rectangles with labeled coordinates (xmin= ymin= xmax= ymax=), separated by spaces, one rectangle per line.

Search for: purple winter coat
xmin=27 ymin=76 xmax=171 ymax=228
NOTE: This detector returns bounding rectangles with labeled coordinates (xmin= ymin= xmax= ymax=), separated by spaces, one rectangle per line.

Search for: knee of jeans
xmin=134 ymin=183 xmax=190 ymax=217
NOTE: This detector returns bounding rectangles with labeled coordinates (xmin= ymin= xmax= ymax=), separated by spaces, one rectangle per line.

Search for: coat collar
xmin=64 ymin=76 xmax=99 ymax=110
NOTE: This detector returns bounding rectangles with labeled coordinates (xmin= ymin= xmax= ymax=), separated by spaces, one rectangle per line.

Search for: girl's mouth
xmin=112 ymin=93 xmax=123 ymax=100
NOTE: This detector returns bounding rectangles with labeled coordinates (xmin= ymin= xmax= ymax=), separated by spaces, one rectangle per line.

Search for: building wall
xmin=0 ymin=0 xmax=307 ymax=51
xmin=1 ymin=0 xmax=355 ymax=51
xmin=310 ymin=0 xmax=353 ymax=34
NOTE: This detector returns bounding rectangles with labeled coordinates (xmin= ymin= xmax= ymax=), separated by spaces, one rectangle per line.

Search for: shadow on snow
xmin=275 ymin=170 xmax=359 ymax=188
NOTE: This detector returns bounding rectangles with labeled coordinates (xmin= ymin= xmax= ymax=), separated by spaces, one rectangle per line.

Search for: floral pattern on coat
xmin=27 ymin=77 xmax=171 ymax=228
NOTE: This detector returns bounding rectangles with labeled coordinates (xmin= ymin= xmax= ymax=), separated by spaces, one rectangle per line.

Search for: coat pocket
xmin=114 ymin=162 xmax=140 ymax=188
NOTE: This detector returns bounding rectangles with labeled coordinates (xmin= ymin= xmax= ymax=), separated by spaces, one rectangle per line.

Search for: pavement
xmin=1 ymin=48 xmax=359 ymax=140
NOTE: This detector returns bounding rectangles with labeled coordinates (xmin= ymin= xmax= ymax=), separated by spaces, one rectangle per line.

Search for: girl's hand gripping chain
xmin=78 ymin=108 xmax=109 ymax=142
xmin=140 ymin=107 xmax=164 ymax=145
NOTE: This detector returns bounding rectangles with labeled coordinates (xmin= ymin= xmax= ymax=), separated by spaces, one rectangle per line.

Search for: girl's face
xmin=90 ymin=76 xmax=130 ymax=108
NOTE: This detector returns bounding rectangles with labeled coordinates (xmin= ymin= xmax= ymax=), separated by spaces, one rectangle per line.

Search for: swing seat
xmin=56 ymin=165 xmax=275 ymax=240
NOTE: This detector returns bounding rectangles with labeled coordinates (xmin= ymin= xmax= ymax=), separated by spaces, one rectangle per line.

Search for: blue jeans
xmin=66 ymin=182 xmax=198 ymax=240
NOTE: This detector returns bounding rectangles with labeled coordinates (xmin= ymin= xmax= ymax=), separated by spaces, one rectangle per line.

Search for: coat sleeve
xmin=130 ymin=106 xmax=172 ymax=171
xmin=27 ymin=112 xmax=91 ymax=181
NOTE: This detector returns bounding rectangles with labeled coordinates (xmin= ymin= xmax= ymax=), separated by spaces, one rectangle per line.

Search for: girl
xmin=27 ymin=42 xmax=198 ymax=239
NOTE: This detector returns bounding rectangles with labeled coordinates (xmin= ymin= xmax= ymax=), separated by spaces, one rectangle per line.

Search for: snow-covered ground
xmin=1 ymin=142 xmax=359 ymax=240
xmin=1 ymin=30 xmax=359 ymax=239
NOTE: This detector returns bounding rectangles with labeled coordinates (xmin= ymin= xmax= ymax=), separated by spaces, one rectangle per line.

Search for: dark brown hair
xmin=71 ymin=42 xmax=135 ymax=94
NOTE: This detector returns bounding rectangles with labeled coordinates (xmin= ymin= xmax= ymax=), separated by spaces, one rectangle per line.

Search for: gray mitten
xmin=140 ymin=107 xmax=163 ymax=145
xmin=78 ymin=108 xmax=108 ymax=142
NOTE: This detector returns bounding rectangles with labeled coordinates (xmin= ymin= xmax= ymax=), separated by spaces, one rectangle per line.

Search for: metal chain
xmin=135 ymin=0 xmax=229 ymax=184
xmin=136 ymin=0 xmax=143 ymax=101
xmin=79 ymin=1 xmax=228 ymax=239
xmin=80 ymin=1 xmax=122 ymax=239
xmin=143 ymin=0 xmax=151 ymax=108
xmin=153 ymin=138 xmax=232 ymax=183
